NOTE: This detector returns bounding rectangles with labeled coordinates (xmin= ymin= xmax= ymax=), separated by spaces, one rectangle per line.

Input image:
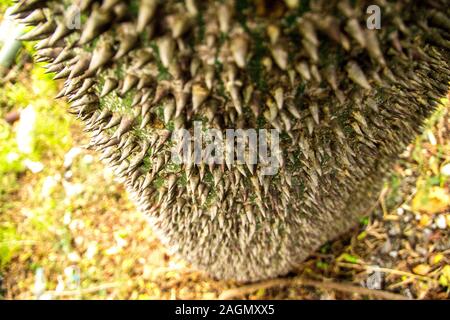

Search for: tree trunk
xmin=12 ymin=0 xmax=450 ymax=282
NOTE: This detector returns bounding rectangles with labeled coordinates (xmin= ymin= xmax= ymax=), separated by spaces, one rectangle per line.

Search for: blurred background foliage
xmin=0 ymin=2 xmax=448 ymax=300
xmin=0 ymin=0 xmax=12 ymax=12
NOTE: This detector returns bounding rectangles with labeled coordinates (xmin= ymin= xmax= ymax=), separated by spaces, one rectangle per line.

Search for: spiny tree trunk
xmin=11 ymin=0 xmax=450 ymax=282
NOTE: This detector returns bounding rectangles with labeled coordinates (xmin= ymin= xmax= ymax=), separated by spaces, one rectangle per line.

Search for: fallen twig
xmin=218 ymin=276 xmax=408 ymax=300
xmin=337 ymin=262 xmax=439 ymax=284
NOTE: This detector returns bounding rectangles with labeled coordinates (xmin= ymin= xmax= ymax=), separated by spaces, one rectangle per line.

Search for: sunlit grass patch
xmin=0 ymin=63 xmax=74 ymax=180
xmin=410 ymin=99 xmax=450 ymax=215
xmin=0 ymin=45 xmax=77 ymax=278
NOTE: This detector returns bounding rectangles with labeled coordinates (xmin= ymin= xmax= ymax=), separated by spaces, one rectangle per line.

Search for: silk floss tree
xmin=9 ymin=0 xmax=450 ymax=282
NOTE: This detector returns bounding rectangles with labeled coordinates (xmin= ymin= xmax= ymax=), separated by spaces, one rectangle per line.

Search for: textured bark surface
xmin=12 ymin=0 xmax=450 ymax=281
